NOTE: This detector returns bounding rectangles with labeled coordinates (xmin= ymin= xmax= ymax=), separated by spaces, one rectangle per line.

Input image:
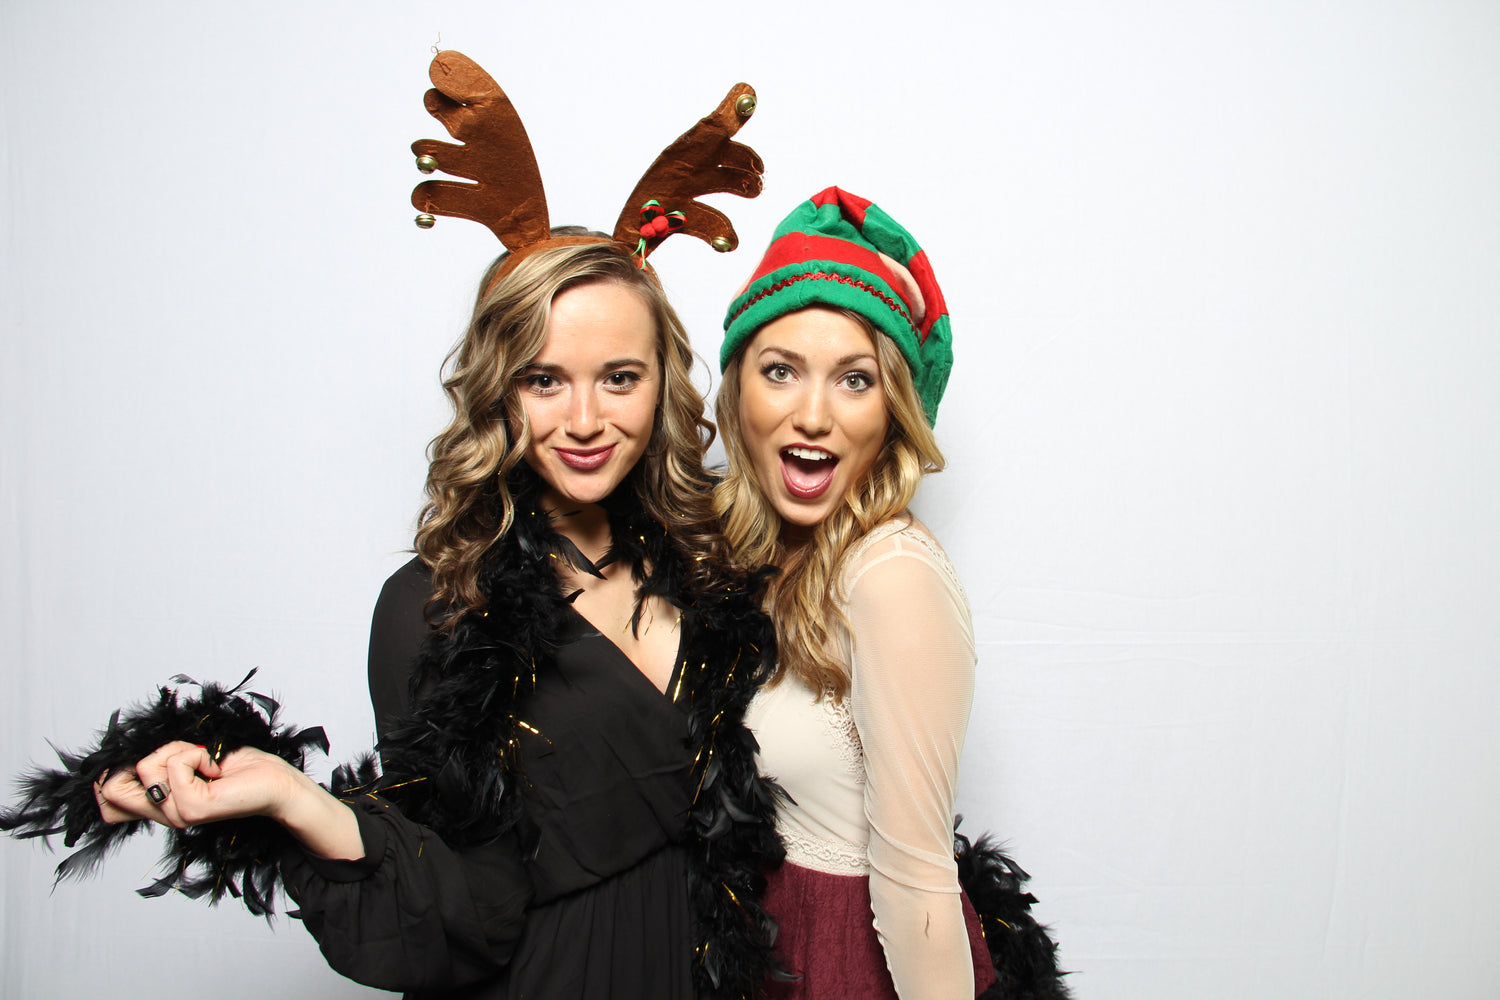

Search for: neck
xmin=778 ymin=522 xmax=814 ymax=556
xmin=541 ymin=493 xmax=613 ymax=564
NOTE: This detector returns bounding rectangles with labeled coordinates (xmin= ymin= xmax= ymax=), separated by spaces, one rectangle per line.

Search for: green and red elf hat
xmin=720 ymin=186 xmax=952 ymax=424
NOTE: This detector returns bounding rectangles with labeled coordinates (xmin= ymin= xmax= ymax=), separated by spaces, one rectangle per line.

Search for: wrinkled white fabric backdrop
xmin=4 ymin=2 xmax=1498 ymax=997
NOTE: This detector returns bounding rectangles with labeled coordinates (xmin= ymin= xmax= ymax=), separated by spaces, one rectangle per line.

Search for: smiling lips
xmin=555 ymin=445 xmax=616 ymax=471
xmin=780 ymin=445 xmax=838 ymax=499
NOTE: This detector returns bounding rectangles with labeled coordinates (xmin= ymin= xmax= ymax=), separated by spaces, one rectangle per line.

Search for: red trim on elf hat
xmin=746 ymin=234 xmax=912 ymax=313
xmin=725 ymin=270 xmax=919 ymax=334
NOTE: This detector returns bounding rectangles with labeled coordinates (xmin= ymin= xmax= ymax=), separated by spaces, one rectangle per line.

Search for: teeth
xmin=784 ymin=447 xmax=834 ymax=461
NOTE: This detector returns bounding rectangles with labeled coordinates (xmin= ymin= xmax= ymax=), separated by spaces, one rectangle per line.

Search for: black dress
xmin=281 ymin=488 xmax=779 ymax=1000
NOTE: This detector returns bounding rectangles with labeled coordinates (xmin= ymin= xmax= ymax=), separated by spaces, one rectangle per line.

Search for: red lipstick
xmin=555 ymin=445 xmax=616 ymax=471
xmin=779 ymin=444 xmax=838 ymax=500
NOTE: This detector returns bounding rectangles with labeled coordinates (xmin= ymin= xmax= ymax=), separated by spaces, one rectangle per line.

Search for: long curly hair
xmin=713 ymin=310 xmax=946 ymax=699
xmin=416 ymin=233 xmax=726 ymax=624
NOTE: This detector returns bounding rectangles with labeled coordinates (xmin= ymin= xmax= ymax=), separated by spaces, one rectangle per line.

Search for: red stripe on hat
xmin=726 ymin=271 xmax=919 ymax=337
xmin=811 ymin=186 xmax=871 ymax=225
xmin=748 ymin=234 xmax=911 ymax=311
xmin=906 ymin=250 xmax=947 ymax=341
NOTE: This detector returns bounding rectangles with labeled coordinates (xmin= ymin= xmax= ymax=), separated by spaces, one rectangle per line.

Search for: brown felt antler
xmin=613 ymin=83 xmax=763 ymax=256
xmin=410 ymin=51 xmax=551 ymax=251
xmin=408 ymin=51 xmax=761 ymax=275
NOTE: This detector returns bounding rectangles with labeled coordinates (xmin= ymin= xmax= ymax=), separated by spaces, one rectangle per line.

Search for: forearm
xmin=871 ymin=869 xmax=972 ymax=999
xmin=273 ymin=769 xmax=365 ymax=861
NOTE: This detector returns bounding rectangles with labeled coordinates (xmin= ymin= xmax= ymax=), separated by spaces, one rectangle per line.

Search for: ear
xmin=875 ymin=251 xmax=926 ymax=325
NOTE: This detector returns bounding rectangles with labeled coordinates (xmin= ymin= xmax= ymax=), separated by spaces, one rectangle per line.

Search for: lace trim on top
xmin=823 ymin=689 xmax=865 ymax=778
xmin=781 ymin=827 xmax=869 ymax=875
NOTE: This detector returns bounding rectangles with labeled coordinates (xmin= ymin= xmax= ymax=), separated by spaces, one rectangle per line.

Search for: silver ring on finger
xmin=145 ymin=783 xmax=170 ymax=805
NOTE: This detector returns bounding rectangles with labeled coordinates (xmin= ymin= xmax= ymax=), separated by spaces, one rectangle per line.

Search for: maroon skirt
xmin=762 ymin=861 xmax=997 ymax=999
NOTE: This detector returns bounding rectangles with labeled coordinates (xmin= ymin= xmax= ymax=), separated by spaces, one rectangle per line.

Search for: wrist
xmin=273 ymin=769 xmax=365 ymax=861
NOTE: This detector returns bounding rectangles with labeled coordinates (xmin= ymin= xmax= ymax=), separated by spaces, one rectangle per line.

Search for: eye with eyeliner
xmin=604 ymin=370 xmax=644 ymax=391
xmin=521 ymin=370 xmax=562 ymax=394
xmin=760 ymin=362 xmax=795 ymax=384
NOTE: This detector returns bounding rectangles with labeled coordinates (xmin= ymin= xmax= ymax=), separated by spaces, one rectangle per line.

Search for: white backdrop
xmin=4 ymin=2 xmax=1498 ymax=997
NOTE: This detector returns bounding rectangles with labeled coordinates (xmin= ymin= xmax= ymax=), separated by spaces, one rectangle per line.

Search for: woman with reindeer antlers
xmin=3 ymin=51 xmax=780 ymax=1000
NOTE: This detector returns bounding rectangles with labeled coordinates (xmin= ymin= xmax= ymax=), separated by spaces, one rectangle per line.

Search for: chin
xmin=537 ymin=463 xmax=629 ymax=508
xmin=558 ymin=481 xmax=622 ymax=506
xmin=772 ymin=498 xmax=835 ymax=531
xmin=758 ymin=471 xmax=839 ymax=532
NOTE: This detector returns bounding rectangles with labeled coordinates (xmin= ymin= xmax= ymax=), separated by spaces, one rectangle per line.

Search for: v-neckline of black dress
xmin=563 ymin=603 xmax=689 ymax=703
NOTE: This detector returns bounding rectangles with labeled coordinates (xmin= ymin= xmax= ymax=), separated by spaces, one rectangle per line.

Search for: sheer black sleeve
xmin=281 ymin=802 xmax=529 ymax=992
xmin=279 ymin=557 xmax=532 ymax=992
xmin=367 ymin=555 xmax=433 ymax=741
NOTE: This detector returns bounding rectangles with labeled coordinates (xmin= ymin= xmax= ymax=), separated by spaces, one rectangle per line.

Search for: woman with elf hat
xmin=2 ymin=52 xmax=783 ymax=1000
xmin=714 ymin=188 xmax=1070 ymax=999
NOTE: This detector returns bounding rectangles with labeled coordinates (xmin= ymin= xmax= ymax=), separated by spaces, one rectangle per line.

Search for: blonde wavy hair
xmin=713 ymin=310 xmax=945 ymax=698
xmin=416 ymin=235 xmax=724 ymax=624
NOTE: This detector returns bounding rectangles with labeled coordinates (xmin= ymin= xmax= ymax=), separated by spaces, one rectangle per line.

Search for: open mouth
xmin=779 ymin=445 xmax=838 ymax=499
xmin=555 ymin=445 xmax=615 ymax=471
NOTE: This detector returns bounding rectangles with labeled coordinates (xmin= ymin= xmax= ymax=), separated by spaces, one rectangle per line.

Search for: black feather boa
xmin=676 ymin=570 xmax=786 ymax=998
xmin=955 ymin=825 xmax=1074 ymax=1000
xmin=3 ymin=472 xmax=784 ymax=999
xmin=0 ymin=669 xmax=329 ymax=916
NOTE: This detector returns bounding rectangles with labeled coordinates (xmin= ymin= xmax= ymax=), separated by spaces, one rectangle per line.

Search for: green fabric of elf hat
xmin=720 ymin=186 xmax=952 ymax=424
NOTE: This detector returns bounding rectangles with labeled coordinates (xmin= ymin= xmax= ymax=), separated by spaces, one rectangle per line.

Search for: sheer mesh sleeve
xmin=281 ymin=802 xmax=530 ymax=991
xmin=367 ymin=555 xmax=432 ymax=741
xmin=279 ymin=557 xmax=532 ymax=990
xmin=845 ymin=525 xmax=976 ymax=999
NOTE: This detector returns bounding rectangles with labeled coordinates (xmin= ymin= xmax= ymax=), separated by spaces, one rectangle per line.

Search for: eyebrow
xmin=521 ymin=357 xmax=651 ymax=374
xmin=756 ymin=347 xmax=877 ymax=367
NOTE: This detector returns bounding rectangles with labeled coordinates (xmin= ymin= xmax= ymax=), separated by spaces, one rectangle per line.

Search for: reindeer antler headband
xmin=410 ymin=50 xmax=763 ymax=283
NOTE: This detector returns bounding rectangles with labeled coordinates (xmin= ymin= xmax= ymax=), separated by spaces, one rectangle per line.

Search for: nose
xmin=566 ymin=386 xmax=603 ymax=440
xmin=792 ymin=383 xmax=833 ymax=437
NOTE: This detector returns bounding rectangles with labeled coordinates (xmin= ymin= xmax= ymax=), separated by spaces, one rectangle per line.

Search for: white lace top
xmin=746 ymin=517 xmax=977 ymax=1000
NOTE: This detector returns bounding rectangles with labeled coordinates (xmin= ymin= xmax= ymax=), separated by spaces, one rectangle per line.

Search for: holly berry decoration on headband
xmin=634 ymin=200 xmax=687 ymax=264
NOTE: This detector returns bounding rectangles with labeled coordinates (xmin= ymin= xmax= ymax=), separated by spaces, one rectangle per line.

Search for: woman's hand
xmin=95 ymin=742 xmax=301 ymax=828
xmin=95 ymin=742 xmax=365 ymax=860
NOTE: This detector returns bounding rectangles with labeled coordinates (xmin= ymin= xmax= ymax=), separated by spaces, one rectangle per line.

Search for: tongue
xmin=783 ymin=454 xmax=835 ymax=492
